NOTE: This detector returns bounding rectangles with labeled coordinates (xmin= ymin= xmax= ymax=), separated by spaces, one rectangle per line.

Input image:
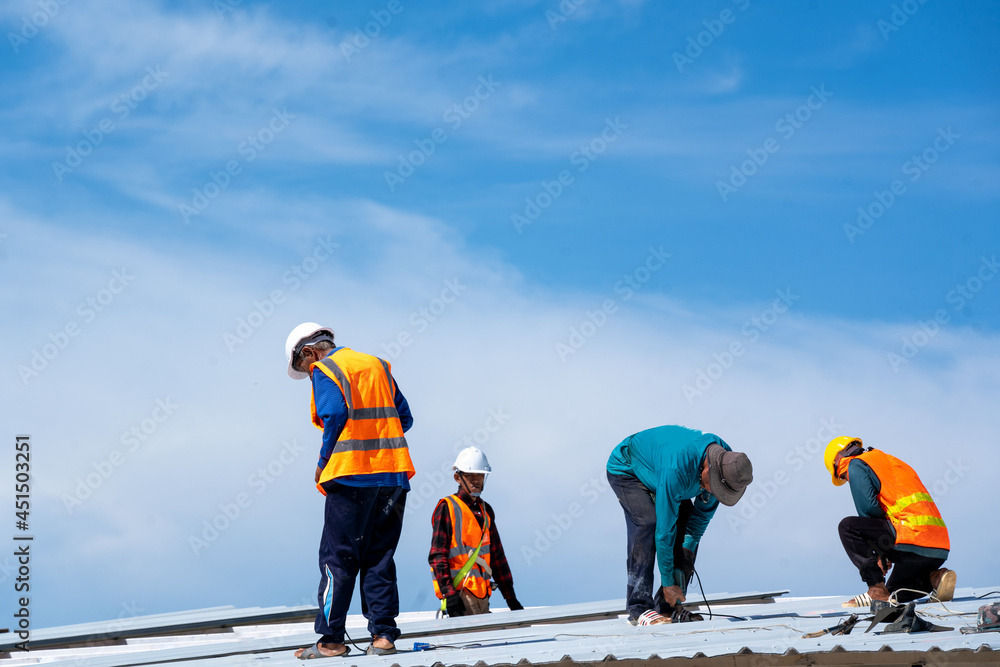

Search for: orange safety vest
xmin=432 ymin=495 xmax=493 ymax=600
xmin=309 ymin=348 xmax=415 ymax=494
xmin=838 ymin=449 xmax=949 ymax=551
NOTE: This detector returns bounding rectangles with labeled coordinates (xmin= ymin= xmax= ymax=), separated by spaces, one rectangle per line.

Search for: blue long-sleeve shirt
xmin=311 ymin=347 xmax=413 ymax=489
xmin=607 ymin=425 xmax=727 ymax=582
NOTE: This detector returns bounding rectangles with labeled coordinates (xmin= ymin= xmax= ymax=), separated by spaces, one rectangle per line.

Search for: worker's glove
xmin=445 ymin=593 xmax=466 ymax=617
xmin=507 ymin=597 xmax=524 ymax=611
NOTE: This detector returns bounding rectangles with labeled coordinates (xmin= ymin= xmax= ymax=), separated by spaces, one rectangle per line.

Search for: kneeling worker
xmin=429 ymin=447 xmax=524 ymax=616
xmin=825 ymin=436 xmax=956 ymax=607
xmin=607 ymin=425 xmax=753 ymax=626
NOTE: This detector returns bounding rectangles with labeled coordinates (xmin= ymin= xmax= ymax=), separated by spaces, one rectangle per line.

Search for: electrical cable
xmin=343 ymin=628 xmax=369 ymax=654
xmin=692 ymin=567 xmax=712 ymax=619
xmin=883 ymin=587 xmax=979 ymax=620
xmin=976 ymin=591 xmax=1000 ymax=599
xmin=887 ymin=587 xmax=931 ymax=605
xmin=690 ymin=567 xmax=749 ymax=621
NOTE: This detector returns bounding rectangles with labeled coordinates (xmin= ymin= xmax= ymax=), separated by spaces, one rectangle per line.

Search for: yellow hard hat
xmin=824 ymin=436 xmax=862 ymax=486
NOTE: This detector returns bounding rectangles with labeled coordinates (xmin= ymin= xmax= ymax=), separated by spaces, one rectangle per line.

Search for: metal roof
xmin=2 ymin=587 xmax=997 ymax=666
xmin=0 ymin=605 xmax=318 ymax=652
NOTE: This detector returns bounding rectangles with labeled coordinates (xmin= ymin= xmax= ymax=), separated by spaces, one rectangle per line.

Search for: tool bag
xmin=980 ymin=602 xmax=1000 ymax=631
xmin=960 ymin=601 xmax=1000 ymax=634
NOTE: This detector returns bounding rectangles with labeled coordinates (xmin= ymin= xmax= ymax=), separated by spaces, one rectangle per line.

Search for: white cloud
xmin=2 ymin=195 xmax=996 ymax=624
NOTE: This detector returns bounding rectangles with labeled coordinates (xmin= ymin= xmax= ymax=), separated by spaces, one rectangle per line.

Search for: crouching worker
xmin=825 ymin=436 xmax=956 ymax=608
xmin=429 ymin=447 xmax=524 ymax=616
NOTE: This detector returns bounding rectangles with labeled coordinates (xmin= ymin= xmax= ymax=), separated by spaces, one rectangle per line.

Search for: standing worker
xmin=607 ymin=425 xmax=753 ymax=626
xmin=825 ymin=436 xmax=956 ymax=608
xmin=429 ymin=447 xmax=524 ymax=616
xmin=285 ymin=322 xmax=416 ymax=658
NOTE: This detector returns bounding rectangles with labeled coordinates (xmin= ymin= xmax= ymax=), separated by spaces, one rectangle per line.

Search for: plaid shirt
xmin=428 ymin=490 xmax=516 ymax=601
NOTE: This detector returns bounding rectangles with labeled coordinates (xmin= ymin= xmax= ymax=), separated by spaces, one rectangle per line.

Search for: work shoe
xmin=843 ymin=582 xmax=890 ymax=608
xmin=631 ymin=610 xmax=670 ymax=625
xmin=929 ymin=568 xmax=957 ymax=602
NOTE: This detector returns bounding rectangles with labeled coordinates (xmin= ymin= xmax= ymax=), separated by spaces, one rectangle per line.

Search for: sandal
xmin=842 ymin=592 xmax=873 ymax=608
xmin=366 ymin=644 xmax=397 ymax=655
xmin=366 ymin=636 xmax=397 ymax=656
xmin=634 ymin=610 xmax=670 ymax=625
xmin=297 ymin=643 xmax=350 ymax=659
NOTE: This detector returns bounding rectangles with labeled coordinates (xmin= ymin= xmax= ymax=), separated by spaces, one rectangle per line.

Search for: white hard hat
xmin=453 ymin=447 xmax=492 ymax=474
xmin=285 ymin=322 xmax=335 ymax=380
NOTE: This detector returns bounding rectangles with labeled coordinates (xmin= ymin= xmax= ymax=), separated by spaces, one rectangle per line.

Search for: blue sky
xmin=1 ymin=0 xmax=998 ymax=629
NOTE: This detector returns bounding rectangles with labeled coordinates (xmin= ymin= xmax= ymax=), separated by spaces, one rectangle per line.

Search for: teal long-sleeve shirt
xmin=606 ymin=425 xmax=728 ymax=582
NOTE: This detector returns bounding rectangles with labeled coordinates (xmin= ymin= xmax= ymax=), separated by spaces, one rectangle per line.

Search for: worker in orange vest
xmin=825 ymin=437 xmax=956 ymax=608
xmin=285 ymin=323 xmax=416 ymax=658
xmin=429 ymin=447 xmax=523 ymax=616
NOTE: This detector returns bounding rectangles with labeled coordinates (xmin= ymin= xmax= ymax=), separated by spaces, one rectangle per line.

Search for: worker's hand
xmin=662 ymin=585 xmax=686 ymax=607
xmin=314 ymin=466 xmax=322 ymax=484
xmin=879 ymin=559 xmax=893 ymax=575
xmin=445 ymin=593 xmax=466 ymax=617
xmin=507 ymin=597 xmax=524 ymax=611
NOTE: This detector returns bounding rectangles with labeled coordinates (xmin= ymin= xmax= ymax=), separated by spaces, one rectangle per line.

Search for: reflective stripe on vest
xmin=839 ymin=449 xmax=949 ymax=551
xmin=310 ymin=348 xmax=415 ymax=493
xmin=432 ymin=495 xmax=492 ymax=599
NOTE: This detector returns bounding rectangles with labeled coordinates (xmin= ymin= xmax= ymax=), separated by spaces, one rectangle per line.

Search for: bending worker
xmin=429 ymin=447 xmax=523 ymax=616
xmin=825 ymin=436 xmax=956 ymax=608
xmin=285 ymin=322 xmax=415 ymax=658
xmin=606 ymin=425 xmax=753 ymax=626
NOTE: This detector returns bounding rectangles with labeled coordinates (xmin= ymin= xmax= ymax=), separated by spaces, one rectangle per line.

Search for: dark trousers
xmin=608 ymin=471 xmax=694 ymax=620
xmin=838 ymin=516 xmax=945 ymax=603
xmin=315 ymin=483 xmax=407 ymax=643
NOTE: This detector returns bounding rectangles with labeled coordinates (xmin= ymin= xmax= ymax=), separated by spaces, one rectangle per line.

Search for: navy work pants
xmin=838 ymin=516 xmax=946 ymax=603
xmin=608 ymin=471 xmax=693 ymax=621
xmin=315 ymin=483 xmax=407 ymax=643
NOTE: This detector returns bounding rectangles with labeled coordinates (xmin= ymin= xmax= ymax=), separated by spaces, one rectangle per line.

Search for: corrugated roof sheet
xmin=0 ymin=605 xmax=317 ymax=652
xmin=2 ymin=587 xmax=997 ymax=666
